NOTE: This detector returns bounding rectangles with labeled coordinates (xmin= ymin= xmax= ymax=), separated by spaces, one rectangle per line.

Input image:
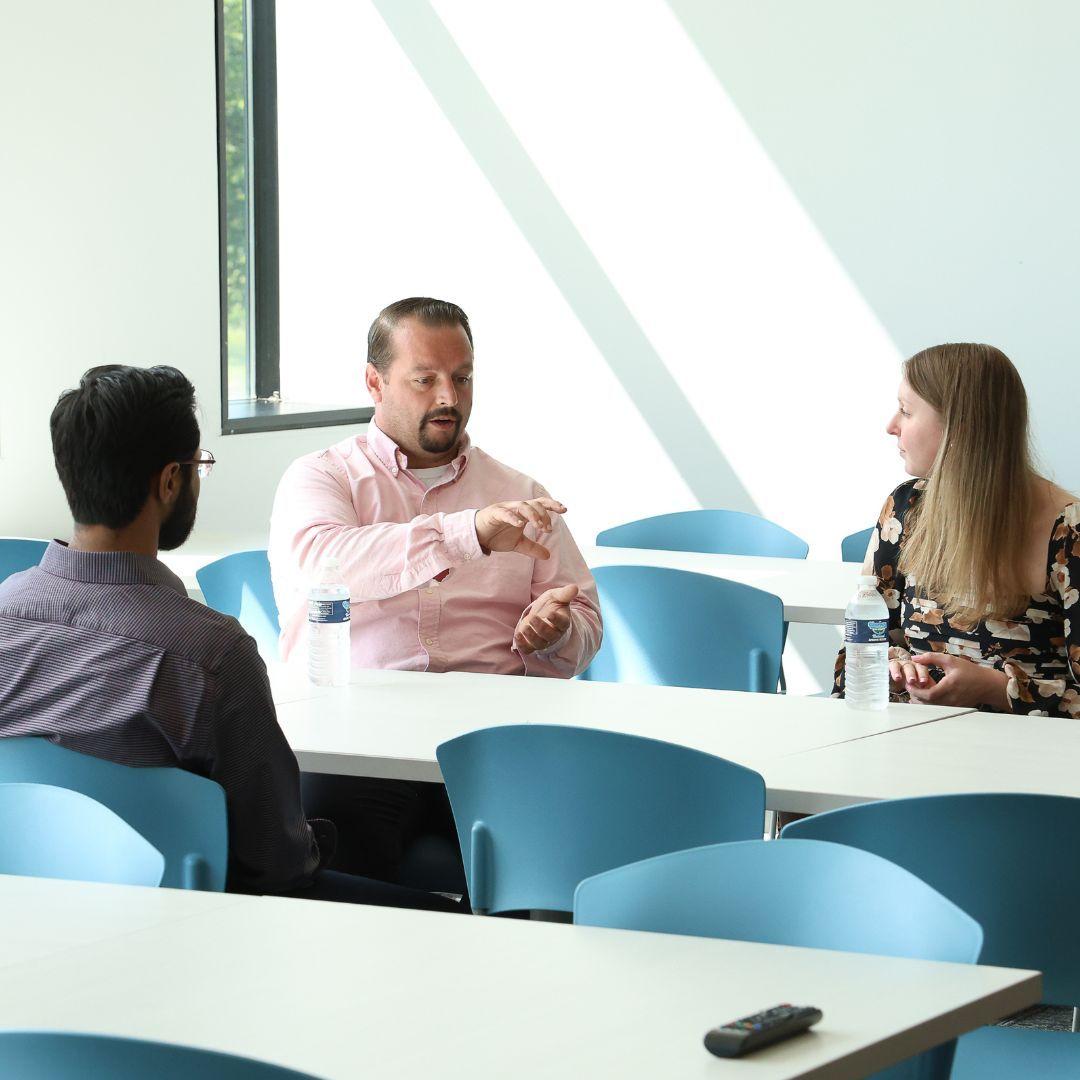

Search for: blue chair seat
xmin=0 ymin=783 xmax=164 ymax=887
xmin=597 ymin=510 xmax=808 ymax=559
xmin=0 ymin=538 xmax=48 ymax=583
xmin=437 ymin=724 xmax=765 ymax=914
xmin=196 ymin=550 xmax=281 ymax=661
xmin=0 ymin=738 xmax=227 ymax=890
xmin=0 ymin=1032 xmax=320 ymax=1078
xmin=953 ymin=1025 xmax=1080 ymax=1080
xmin=842 ymin=526 xmax=875 ymax=563
xmin=575 ymin=838 xmax=983 ymax=1080
xmin=582 ymin=565 xmax=784 ymax=692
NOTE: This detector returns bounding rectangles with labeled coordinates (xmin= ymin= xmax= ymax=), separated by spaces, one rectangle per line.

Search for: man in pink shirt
xmin=268 ymin=297 xmax=602 ymax=889
xmin=269 ymin=298 xmax=601 ymax=677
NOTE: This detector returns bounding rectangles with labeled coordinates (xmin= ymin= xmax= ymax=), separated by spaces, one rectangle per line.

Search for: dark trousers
xmin=300 ymin=773 xmax=467 ymax=898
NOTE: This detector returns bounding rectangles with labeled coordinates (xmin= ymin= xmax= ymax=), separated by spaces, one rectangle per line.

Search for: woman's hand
xmin=889 ymin=653 xmax=931 ymax=693
xmin=904 ymin=653 xmax=1010 ymax=710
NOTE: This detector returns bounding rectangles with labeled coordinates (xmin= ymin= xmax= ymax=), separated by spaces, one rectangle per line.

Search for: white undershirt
xmin=410 ymin=465 xmax=453 ymax=491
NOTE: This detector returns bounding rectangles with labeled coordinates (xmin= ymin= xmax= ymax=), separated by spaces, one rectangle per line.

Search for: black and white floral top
xmin=833 ymin=479 xmax=1080 ymax=716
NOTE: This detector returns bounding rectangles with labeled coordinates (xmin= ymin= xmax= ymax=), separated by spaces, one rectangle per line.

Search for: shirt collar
xmin=41 ymin=540 xmax=188 ymax=597
xmin=367 ymin=421 xmax=473 ymax=480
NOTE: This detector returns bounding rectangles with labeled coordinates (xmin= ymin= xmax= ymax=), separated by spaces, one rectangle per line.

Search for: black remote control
xmin=704 ymin=1004 xmax=823 ymax=1058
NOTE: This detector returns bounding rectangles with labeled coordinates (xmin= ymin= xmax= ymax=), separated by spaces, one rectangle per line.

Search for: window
xmin=216 ymin=0 xmax=372 ymax=435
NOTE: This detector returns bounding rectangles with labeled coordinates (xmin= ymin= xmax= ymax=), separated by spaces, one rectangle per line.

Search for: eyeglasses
xmin=179 ymin=449 xmax=216 ymax=479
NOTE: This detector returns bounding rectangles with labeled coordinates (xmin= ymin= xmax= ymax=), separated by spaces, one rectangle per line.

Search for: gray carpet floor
xmin=998 ymin=1005 xmax=1076 ymax=1031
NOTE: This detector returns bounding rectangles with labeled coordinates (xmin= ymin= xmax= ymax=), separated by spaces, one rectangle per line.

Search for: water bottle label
xmin=308 ymin=598 xmax=351 ymax=624
xmin=845 ymin=618 xmax=888 ymax=644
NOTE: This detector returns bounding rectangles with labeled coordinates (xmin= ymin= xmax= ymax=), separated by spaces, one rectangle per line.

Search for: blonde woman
xmin=834 ymin=343 xmax=1080 ymax=715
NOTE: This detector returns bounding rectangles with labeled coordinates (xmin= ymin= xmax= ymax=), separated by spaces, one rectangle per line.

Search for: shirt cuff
xmin=440 ymin=508 xmax=485 ymax=564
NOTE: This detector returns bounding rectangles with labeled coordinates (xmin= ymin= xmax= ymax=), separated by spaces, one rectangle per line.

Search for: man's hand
xmin=513 ymin=585 xmax=579 ymax=655
xmin=905 ymin=653 xmax=1010 ymax=710
xmin=475 ymin=497 xmax=567 ymax=560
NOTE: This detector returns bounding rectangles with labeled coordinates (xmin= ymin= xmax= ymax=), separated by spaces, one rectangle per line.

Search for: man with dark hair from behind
xmin=0 ymin=364 xmax=460 ymax=911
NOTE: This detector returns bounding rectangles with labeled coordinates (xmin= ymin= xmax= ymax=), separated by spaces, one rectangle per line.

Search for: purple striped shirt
xmin=0 ymin=542 xmax=320 ymax=892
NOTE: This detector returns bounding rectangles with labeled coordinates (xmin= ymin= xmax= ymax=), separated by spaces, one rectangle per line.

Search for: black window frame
xmin=214 ymin=0 xmax=374 ymax=436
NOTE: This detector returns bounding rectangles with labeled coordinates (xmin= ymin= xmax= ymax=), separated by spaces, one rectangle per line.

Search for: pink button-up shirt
xmin=268 ymin=424 xmax=602 ymax=677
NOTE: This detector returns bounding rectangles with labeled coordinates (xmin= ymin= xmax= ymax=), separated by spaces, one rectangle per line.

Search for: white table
xmin=766 ymin=711 xmax=1080 ymax=814
xmin=583 ymin=545 xmax=859 ymax=625
xmin=271 ymin=668 xmax=973 ymax=795
xmin=0 ymin=876 xmax=1039 ymax=1080
xmin=0 ymin=873 xmax=245 ymax=972
xmin=163 ymin=545 xmax=860 ymax=627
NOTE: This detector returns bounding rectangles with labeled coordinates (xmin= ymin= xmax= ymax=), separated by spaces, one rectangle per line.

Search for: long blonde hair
xmin=898 ymin=343 xmax=1035 ymax=622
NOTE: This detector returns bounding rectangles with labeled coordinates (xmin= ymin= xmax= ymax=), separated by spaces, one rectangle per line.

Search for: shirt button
xmin=463 ymin=553 xmax=472 ymax=561
xmin=425 ymin=638 xmax=435 ymax=646
xmin=391 ymin=466 xmax=398 ymax=476
xmin=425 ymin=587 xmax=435 ymax=595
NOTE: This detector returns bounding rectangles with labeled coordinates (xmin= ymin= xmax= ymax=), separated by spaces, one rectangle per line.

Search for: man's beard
xmin=159 ymin=469 xmax=198 ymax=551
xmin=417 ymin=408 xmax=462 ymax=454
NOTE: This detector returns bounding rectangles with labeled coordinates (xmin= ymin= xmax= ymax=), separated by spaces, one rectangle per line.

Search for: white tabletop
xmin=0 ymin=876 xmax=1039 ymax=1080
xmin=766 ymin=710 xmax=1080 ymax=814
xmin=0 ymin=873 xmax=244 ymax=972
xmin=584 ymin=545 xmax=859 ymax=625
xmin=271 ymin=668 xmax=973 ymax=796
xmin=163 ymin=545 xmax=859 ymax=626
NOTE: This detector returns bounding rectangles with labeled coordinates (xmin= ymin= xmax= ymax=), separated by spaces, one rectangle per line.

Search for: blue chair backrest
xmin=437 ymin=724 xmax=765 ymax=915
xmin=581 ymin=565 xmax=783 ymax=692
xmin=0 ymin=783 xmax=164 ymax=887
xmin=0 ymin=538 xmax=48 ymax=583
xmin=196 ymin=550 xmax=281 ymax=661
xmin=575 ymin=838 xmax=983 ymax=1080
xmin=597 ymin=510 xmax=809 ymax=559
xmin=782 ymin=793 xmax=1080 ymax=1004
xmin=0 ymin=1032 xmax=320 ymax=1079
xmin=0 ymin=738 xmax=227 ymax=891
xmin=842 ymin=526 xmax=875 ymax=563
xmin=575 ymin=838 xmax=982 ymax=961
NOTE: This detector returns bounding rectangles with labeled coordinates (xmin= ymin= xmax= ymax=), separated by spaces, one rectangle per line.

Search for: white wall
xmin=3 ymin=1 xmax=1077 ymax=692
xmin=0 ymin=0 xmax=358 ymax=551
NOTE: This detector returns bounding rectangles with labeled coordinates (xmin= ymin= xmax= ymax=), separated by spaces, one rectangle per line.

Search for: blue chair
xmin=436 ymin=724 xmax=765 ymax=915
xmin=196 ymin=550 xmax=281 ymax=661
xmin=842 ymin=526 xmax=875 ymax=563
xmin=0 ymin=1032 xmax=320 ymax=1078
xmin=783 ymin=794 xmax=1080 ymax=1079
xmin=0 ymin=538 xmax=48 ymax=583
xmin=0 ymin=783 xmax=164 ymax=886
xmin=597 ymin=510 xmax=809 ymax=559
xmin=0 ymin=738 xmax=227 ymax=891
xmin=581 ymin=566 xmax=783 ymax=692
xmin=575 ymin=838 xmax=983 ymax=1080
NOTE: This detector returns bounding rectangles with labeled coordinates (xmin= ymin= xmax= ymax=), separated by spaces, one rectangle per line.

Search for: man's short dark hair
xmin=367 ymin=297 xmax=473 ymax=375
xmin=50 ymin=365 xmax=200 ymax=528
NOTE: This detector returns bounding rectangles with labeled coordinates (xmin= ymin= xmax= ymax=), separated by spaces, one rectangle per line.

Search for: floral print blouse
xmin=833 ymin=479 xmax=1080 ymax=717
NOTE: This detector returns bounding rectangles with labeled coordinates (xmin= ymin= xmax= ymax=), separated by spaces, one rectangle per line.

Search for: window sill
xmin=222 ymin=399 xmax=373 ymax=435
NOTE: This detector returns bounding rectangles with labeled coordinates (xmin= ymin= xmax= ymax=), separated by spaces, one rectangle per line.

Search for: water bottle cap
xmin=857 ymin=575 xmax=878 ymax=587
xmin=323 ymin=557 xmax=341 ymax=573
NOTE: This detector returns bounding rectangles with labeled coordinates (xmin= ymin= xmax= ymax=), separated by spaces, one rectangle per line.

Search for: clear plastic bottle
xmin=307 ymin=556 xmax=351 ymax=687
xmin=844 ymin=574 xmax=890 ymax=711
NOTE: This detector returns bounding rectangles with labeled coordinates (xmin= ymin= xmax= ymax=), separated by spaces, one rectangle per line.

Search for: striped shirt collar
xmin=41 ymin=540 xmax=187 ymax=596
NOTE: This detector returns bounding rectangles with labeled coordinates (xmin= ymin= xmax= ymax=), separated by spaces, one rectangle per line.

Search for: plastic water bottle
xmin=308 ymin=557 xmax=350 ymax=687
xmin=844 ymin=575 xmax=889 ymax=711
